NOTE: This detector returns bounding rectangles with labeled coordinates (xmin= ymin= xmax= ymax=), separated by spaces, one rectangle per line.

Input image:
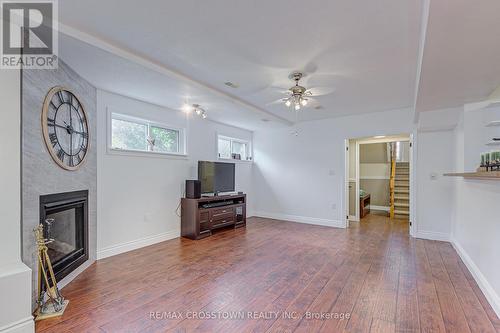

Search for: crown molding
xmin=56 ymin=22 xmax=293 ymax=126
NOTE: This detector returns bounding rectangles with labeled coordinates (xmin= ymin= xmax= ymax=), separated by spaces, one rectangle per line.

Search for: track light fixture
xmin=182 ymin=103 xmax=207 ymax=119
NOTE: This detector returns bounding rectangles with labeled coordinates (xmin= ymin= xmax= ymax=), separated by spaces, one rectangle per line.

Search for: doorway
xmin=345 ymin=134 xmax=412 ymax=231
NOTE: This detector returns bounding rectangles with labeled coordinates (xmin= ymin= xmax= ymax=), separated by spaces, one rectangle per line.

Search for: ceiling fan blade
xmin=305 ymin=73 xmax=345 ymax=88
xmin=266 ymin=98 xmax=287 ymax=106
xmin=268 ymin=86 xmax=292 ymax=95
xmin=305 ymin=86 xmax=336 ymax=97
xmin=304 ymin=98 xmax=321 ymax=108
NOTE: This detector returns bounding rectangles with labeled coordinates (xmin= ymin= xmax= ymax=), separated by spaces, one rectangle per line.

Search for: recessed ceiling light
xmin=224 ymin=82 xmax=239 ymax=88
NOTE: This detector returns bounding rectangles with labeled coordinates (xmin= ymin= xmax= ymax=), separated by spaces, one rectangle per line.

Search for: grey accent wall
xmin=22 ymin=60 xmax=97 ymax=308
xmin=360 ymin=179 xmax=390 ymax=206
xmin=360 ymin=143 xmax=388 ymax=163
xmin=359 ymin=142 xmax=391 ymax=209
xmin=349 ymin=181 xmax=356 ymax=216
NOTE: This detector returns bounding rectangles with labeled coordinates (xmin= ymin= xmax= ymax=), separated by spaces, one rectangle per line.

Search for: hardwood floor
xmin=36 ymin=215 xmax=500 ymax=333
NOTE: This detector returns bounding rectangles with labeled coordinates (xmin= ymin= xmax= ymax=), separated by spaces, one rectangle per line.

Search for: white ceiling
xmin=417 ymin=0 xmax=500 ymax=112
xmin=57 ymin=0 xmax=422 ymax=130
xmin=59 ymin=33 xmax=289 ymax=130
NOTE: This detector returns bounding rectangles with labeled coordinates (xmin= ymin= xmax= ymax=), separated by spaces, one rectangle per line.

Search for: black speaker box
xmin=185 ymin=180 xmax=201 ymax=199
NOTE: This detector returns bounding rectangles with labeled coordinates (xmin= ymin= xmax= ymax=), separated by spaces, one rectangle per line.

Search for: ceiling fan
xmin=269 ymin=72 xmax=334 ymax=111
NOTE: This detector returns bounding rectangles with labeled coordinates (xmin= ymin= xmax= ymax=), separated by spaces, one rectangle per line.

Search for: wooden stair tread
xmin=391 ymin=159 xmax=411 ymax=219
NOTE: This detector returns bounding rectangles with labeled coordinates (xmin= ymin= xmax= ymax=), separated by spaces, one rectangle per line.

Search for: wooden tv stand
xmin=181 ymin=193 xmax=246 ymax=240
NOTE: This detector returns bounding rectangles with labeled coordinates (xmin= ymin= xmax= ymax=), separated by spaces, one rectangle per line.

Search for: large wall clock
xmin=41 ymin=86 xmax=89 ymax=171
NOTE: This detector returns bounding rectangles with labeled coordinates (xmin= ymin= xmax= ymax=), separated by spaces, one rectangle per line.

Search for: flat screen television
xmin=198 ymin=161 xmax=235 ymax=194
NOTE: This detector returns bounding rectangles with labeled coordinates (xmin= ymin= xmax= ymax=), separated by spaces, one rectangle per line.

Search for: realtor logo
xmin=1 ymin=0 xmax=58 ymax=69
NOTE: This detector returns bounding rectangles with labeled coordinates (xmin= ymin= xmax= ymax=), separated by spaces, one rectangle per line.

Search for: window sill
xmin=217 ymin=158 xmax=253 ymax=164
xmin=107 ymin=147 xmax=189 ymax=160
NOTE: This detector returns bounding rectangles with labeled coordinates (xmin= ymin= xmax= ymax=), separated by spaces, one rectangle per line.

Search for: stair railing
xmin=389 ymin=143 xmax=396 ymax=219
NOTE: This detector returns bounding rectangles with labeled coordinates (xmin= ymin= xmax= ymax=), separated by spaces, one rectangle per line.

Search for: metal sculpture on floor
xmin=34 ymin=222 xmax=69 ymax=321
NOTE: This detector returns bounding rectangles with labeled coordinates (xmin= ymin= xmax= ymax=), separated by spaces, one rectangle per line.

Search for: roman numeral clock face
xmin=42 ymin=87 xmax=89 ymax=171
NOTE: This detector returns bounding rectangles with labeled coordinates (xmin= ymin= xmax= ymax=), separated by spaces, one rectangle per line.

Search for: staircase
xmin=392 ymin=162 xmax=410 ymax=219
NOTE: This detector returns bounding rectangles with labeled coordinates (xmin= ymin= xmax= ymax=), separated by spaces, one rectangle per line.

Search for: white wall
xmin=252 ymin=108 xmax=414 ymax=227
xmin=96 ymin=91 xmax=253 ymax=258
xmin=415 ymin=129 xmax=455 ymax=240
xmin=0 ymin=71 xmax=34 ymax=332
xmin=451 ymin=108 xmax=500 ymax=317
xmin=0 ymin=71 xmax=22 ymax=268
xmin=463 ymin=106 xmax=500 ymax=170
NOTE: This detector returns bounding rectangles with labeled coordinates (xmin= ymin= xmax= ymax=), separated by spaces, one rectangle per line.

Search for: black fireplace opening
xmin=39 ymin=190 xmax=89 ymax=282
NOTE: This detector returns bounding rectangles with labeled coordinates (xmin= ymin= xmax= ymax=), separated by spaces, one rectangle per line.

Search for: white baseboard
xmin=253 ymin=211 xmax=345 ymax=228
xmin=415 ymin=230 xmax=450 ymax=242
xmin=452 ymin=238 xmax=500 ymax=318
xmin=369 ymin=205 xmax=390 ymax=212
xmin=0 ymin=317 xmax=34 ymax=333
xmin=97 ymin=229 xmax=180 ymax=260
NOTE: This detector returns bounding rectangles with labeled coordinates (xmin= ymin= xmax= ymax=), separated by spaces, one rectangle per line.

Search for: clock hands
xmin=68 ymin=121 xmax=73 ymax=156
xmin=51 ymin=120 xmax=86 ymax=138
xmin=49 ymin=119 xmax=87 ymax=159
xmin=72 ymin=129 xmax=88 ymax=137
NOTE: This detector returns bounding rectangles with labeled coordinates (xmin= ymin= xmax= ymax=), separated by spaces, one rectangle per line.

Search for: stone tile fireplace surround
xmin=22 ymin=60 xmax=97 ymax=308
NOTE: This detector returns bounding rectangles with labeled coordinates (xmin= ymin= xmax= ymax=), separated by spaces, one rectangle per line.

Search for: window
xmin=110 ymin=113 xmax=185 ymax=155
xmin=218 ymin=137 xmax=232 ymax=159
xmin=217 ymin=135 xmax=252 ymax=161
xmin=150 ymin=126 xmax=179 ymax=153
xmin=112 ymin=118 xmax=148 ymax=151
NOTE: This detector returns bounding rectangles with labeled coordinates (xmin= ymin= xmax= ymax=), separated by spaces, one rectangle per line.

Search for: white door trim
xmin=344 ymin=139 xmax=350 ymax=227
xmin=343 ymin=133 xmax=415 ymax=236
xmin=409 ymin=131 xmax=417 ymax=237
xmin=355 ymin=141 xmax=360 ymax=222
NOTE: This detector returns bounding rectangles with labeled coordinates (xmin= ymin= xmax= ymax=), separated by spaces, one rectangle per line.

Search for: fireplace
xmin=39 ymin=190 xmax=89 ymax=282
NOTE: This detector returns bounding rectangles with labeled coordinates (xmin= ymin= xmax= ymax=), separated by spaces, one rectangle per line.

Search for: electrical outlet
xmin=331 ymin=203 xmax=337 ymax=210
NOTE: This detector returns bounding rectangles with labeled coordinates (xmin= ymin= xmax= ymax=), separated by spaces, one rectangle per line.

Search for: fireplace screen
xmin=40 ymin=190 xmax=88 ymax=282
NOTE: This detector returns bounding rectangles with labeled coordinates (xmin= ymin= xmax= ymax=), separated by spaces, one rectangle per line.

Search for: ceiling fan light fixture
xmin=285 ymin=100 xmax=291 ymax=107
xmin=294 ymin=103 xmax=300 ymax=111
xmin=301 ymin=98 xmax=308 ymax=106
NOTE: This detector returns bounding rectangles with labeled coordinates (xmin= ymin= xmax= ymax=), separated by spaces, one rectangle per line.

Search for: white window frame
xmin=107 ymin=111 xmax=187 ymax=158
xmin=217 ymin=134 xmax=253 ymax=162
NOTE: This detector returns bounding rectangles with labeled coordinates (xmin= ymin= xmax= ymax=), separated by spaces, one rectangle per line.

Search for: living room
xmin=1 ymin=1 xmax=500 ymax=332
